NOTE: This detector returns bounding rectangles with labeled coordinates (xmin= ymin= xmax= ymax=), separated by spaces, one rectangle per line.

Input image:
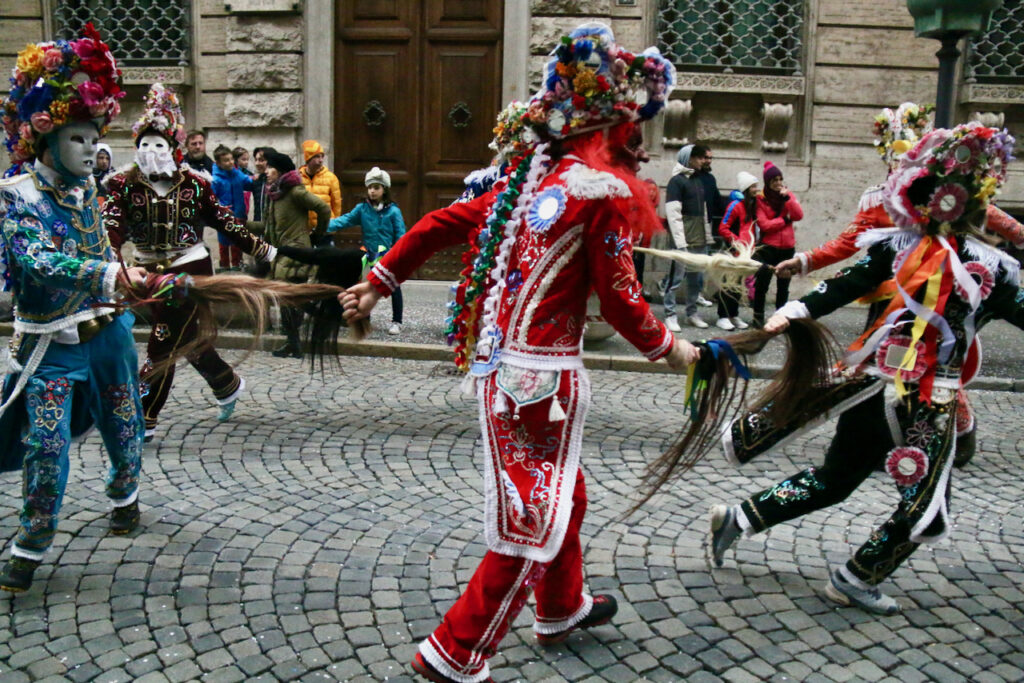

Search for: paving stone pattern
xmin=1 ymin=352 xmax=1023 ymax=682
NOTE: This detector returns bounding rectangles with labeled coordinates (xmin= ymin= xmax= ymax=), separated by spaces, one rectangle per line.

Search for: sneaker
xmin=0 ymin=556 xmax=40 ymax=593
xmin=710 ymin=505 xmax=742 ymax=567
xmin=110 ymin=501 xmax=141 ymax=535
xmin=536 ymin=594 xmax=618 ymax=645
xmin=697 ymin=295 xmax=714 ymax=307
xmin=824 ymin=569 xmax=901 ymax=615
xmin=665 ymin=316 xmax=682 ymax=333
xmin=387 ymin=322 xmax=401 ymax=335
xmin=412 ymin=652 xmax=493 ymax=683
xmin=218 ymin=399 xmax=237 ymax=423
xmin=687 ymin=315 xmax=709 ymax=329
xmin=715 ymin=317 xmax=735 ymax=331
xmin=731 ymin=317 xmax=749 ymax=330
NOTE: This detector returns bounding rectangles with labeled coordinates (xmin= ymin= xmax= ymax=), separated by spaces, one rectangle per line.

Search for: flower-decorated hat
xmin=872 ymin=102 xmax=935 ymax=170
xmin=132 ymin=83 xmax=187 ymax=149
xmin=883 ymin=122 xmax=1015 ymax=232
xmin=2 ymin=23 xmax=123 ymax=170
xmin=488 ymin=100 xmax=537 ymax=161
xmin=526 ymin=22 xmax=675 ymax=139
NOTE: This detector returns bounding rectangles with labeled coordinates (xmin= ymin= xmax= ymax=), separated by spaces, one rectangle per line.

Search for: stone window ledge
xmin=674 ymin=72 xmax=805 ymax=99
xmin=959 ymin=83 xmax=1024 ymax=105
xmin=121 ymin=66 xmax=193 ymax=87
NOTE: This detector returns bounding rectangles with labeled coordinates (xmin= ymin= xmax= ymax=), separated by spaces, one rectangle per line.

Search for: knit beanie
xmin=302 ymin=139 xmax=324 ymax=162
xmin=365 ymin=166 xmax=391 ymax=188
xmin=763 ymin=160 xmax=783 ymax=185
xmin=264 ymin=150 xmax=296 ymax=175
xmin=736 ymin=171 xmax=758 ymax=193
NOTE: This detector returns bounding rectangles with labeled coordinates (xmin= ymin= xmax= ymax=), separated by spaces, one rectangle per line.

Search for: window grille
xmin=965 ymin=3 xmax=1024 ymax=83
xmin=656 ymin=0 xmax=804 ymax=75
xmin=53 ymin=0 xmax=191 ymax=66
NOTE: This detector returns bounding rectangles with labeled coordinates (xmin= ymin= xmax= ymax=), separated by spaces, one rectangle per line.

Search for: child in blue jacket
xmin=328 ymin=167 xmax=406 ymax=334
xmin=212 ymin=144 xmax=254 ymax=270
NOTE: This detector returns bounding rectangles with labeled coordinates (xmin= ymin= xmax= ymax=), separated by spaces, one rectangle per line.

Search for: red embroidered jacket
xmin=368 ymin=158 xmax=674 ymax=362
xmin=803 ymin=187 xmax=1024 ymax=274
xmin=103 ymin=166 xmax=273 ymax=261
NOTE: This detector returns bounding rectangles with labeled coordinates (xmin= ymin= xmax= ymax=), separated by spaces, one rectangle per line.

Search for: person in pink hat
xmin=751 ymin=161 xmax=802 ymax=327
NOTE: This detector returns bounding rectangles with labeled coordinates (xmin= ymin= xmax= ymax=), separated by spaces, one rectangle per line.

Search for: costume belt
xmin=136 ymin=243 xmax=208 ymax=272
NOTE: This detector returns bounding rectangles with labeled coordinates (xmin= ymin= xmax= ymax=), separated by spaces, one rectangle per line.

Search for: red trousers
xmin=419 ymin=469 xmax=590 ymax=682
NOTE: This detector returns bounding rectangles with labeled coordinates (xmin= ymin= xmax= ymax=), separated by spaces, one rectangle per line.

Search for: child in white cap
xmin=327 ymin=167 xmax=406 ymax=334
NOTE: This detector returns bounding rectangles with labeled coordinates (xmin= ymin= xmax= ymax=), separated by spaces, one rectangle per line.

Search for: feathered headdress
xmin=132 ymin=83 xmax=187 ymax=149
xmin=1 ymin=23 xmax=124 ymax=172
xmin=526 ymin=22 xmax=675 ymax=139
xmin=883 ymin=122 xmax=1015 ymax=233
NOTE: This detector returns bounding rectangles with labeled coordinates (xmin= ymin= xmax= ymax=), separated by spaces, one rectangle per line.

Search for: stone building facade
xmin=2 ymin=0 xmax=1022 ymax=282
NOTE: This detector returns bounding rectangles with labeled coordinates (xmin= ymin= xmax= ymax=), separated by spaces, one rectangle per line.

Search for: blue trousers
xmin=11 ymin=313 xmax=144 ymax=558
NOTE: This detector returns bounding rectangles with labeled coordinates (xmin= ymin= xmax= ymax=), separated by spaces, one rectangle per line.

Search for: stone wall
xmin=0 ymin=1 xmax=44 ymax=97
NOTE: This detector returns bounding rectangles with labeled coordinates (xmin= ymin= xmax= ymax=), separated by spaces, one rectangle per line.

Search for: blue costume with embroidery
xmin=0 ymin=163 xmax=143 ymax=560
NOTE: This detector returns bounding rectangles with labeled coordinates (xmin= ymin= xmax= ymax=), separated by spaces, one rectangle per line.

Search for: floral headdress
xmin=132 ymin=83 xmax=187 ymax=150
xmin=872 ymin=102 xmax=934 ymax=170
xmin=488 ymin=100 xmax=537 ymax=161
xmin=883 ymin=122 xmax=1015 ymax=233
xmin=1 ymin=23 xmax=123 ymax=171
xmin=526 ymin=22 xmax=675 ymax=139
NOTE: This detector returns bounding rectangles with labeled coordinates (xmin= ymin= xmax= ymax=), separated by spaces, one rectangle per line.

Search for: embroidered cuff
xmin=369 ymin=262 xmax=399 ymax=295
xmin=775 ymin=300 xmax=810 ymax=319
xmin=101 ymin=262 xmax=119 ymax=299
xmin=797 ymin=251 xmax=810 ymax=276
xmin=646 ymin=326 xmax=675 ymax=361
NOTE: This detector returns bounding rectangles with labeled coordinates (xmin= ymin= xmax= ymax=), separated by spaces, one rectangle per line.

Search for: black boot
xmin=110 ymin=501 xmax=141 ymax=535
xmin=954 ymin=425 xmax=977 ymax=468
xmin=0 ymin=556 xmax=41 ymax=593
xmin=535 ymin=594 xmax=618 ymax=645
xmin=271 ymin=342 xmax=300 ymax=358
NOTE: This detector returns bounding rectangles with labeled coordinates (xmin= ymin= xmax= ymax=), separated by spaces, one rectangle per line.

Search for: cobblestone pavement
xmin=1 ymin=351 xmax=1024 ymax=682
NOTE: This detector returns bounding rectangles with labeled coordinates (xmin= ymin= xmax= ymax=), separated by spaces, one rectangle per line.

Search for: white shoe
xmin=697 ymin=295 xmax=714 ymax=307
xmin=715 ymin=317 xmax=735 ymax=331
xmin=687 ymin=315 xmax=709 ymax=329
xmin=665 ymin=316 xmax=682 ymax=333
xmin=387 ymin=322 xmax=401 ymax=335
xmin=731 ymin=317 xmax=749 ymax=330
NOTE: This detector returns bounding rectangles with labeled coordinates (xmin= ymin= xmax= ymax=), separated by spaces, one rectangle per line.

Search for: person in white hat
xmin=327 ymin=166 xmax=406 ymax=334
xmin=713 ymin=171 xmax=759 ymax=330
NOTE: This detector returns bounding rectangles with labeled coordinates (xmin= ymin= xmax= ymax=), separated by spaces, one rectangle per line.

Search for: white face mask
xmin=136 ymin=133 xmax=177 ymax=179
xmin=54 ymin=121 xmax=100 ymax=178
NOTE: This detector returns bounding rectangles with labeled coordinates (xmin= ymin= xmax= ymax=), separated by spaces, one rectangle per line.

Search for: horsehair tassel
xmin=493 ymin=388 xmax=509 ymax=415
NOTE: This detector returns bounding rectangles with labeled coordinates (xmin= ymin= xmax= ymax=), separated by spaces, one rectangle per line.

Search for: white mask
xmin=136 ymin=133 xmax=177 ymax=179
xmin=53 ymin=121 xmax=101 ymax=178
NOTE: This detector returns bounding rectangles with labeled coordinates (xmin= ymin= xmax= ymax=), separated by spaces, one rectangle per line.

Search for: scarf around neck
xmin=268 ymin=170 xmax=303 ymax=201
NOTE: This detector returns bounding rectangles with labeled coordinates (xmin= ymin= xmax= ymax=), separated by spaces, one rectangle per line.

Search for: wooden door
xmin=335 ymin=1 xmax=503 ymax=279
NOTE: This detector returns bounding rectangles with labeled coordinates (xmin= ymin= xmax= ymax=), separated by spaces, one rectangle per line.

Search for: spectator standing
xmin=751 ymin=161 xmax=803 ymax=327
xmin=299 ymin=139 xmax=342 ymax=245
xmin=251 ymin=146 xmax=275 ymax=222
xmin=327 ymin=167 xmax=406 ymax=334
xmin=660 ymin=143 xmax=710 ymax=330
xmin=714 ymin=171 xmax=759 ymax=330
xmin=249 ymin=151 xmax=331 ymax=358
xmin=93 ymin=142 xmax=117 ymax=198
xmin=212 ymin=144 xmax=255 ymax=271
xmin=183 ymin=130 xmax=214 ymax=175
xmin=695 ymin=148 xmax=729 ymax=307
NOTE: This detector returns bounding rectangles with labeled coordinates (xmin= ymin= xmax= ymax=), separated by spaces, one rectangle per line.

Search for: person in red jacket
xmin=341 ymin=23 xmax=696 ymax=683
xmin=751 ymin=161 xmax=803 ymax=326
xmin=714 ymin=171 xmax=759 ymax=330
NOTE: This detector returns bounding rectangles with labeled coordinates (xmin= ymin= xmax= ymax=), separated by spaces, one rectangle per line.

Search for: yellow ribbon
xmin=894 ymin=264 xmax=944 ymax=397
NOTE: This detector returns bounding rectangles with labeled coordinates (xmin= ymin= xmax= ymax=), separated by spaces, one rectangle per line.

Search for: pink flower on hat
xmin=29 ymin=111 xmax=53 ymax=135
xmin=77 ymin=81 xmax=105 ymax=107
xmin=42 ymin=48 xmax=63 ymax=72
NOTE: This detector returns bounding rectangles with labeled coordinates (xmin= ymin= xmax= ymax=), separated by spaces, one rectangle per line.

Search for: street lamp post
xmin=905 ymin=0 xmax=1004 ymax=128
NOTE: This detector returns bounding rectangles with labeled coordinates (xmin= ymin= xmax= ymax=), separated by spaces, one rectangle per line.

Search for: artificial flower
xmin=927 ymin=183 xmax=968 ymax=223
xmin=885 ymin=447 xmax=929 ymax=487
xmin=42 ymin=48 xmax=63 ymax=72
xmin=15 ymin=44 xmax=45 ymax=79
xmin=29 ymin=111 xmax=53 ymax=134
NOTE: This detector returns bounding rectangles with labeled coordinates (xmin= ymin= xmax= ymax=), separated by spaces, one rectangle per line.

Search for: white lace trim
xmin=560 ymin=164 xmax=630 ymax=200
xmin=857 ymin=184 xmax=885 ymax=212
xmin=962 ymin=236 xmax=1020 ymax=284
xmin=533 ymin=593 xmax=594 ymax=634
xmin=463 ymin=164 xmax=502 ymax=187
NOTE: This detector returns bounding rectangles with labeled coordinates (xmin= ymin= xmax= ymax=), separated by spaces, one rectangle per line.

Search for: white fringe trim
xmin=857 ymin=184 xmax=885 ymax=212
xmin=419 ymin=639 xmax=491 ymax=683
xmin=560 ymin=164 xmax=631 ymax=200
xmin=111 ymin=488 xmax=139 ymax=507
xmin=11 ymin=545 xmax=46 ymax=561
xmin=215 ymin=376 xmax=245 ymax=406
xmin=463 ymin=165 xmax=502 ymax=187
xmin=533 ymin=593 xmax=594 ymax=634
xmin=962 ymin=236 xmax=1020 ymax=285
xmin=854 ymin=227 xmax=916 ymax=252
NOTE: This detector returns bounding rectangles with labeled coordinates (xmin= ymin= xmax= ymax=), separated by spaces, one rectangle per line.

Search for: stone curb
xmin=2 ymin=321 xmax=1018 ymax=392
